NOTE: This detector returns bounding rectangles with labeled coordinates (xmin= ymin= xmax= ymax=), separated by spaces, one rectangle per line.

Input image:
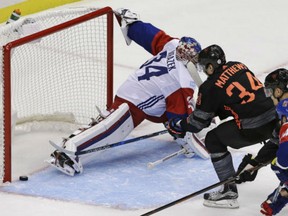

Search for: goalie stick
xmin=50 ymin=129 xmax=169 ymax=156
xmin=272 ymin=182 xmax=284 ymax=203
xmin=186 ymin=61 xmax=203 ymax=87
xmin=147 ymin=148 xmax=187 ymax=169
xmin=140 ymin=161 xmax=270 ymax=216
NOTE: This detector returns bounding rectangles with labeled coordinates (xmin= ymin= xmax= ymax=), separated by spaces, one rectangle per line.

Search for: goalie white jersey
xmin=116 ymin=39 xmax=197 ymax=119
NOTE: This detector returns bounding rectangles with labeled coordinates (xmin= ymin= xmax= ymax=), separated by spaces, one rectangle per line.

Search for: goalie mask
xmin=176 ymin=37 xmax=202 ymax=65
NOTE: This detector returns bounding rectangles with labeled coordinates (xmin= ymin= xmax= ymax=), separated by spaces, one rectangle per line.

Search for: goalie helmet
xmin=176 ymin=37 xmax=202 ymax=65
xmin=264 ymin=68 xmax=288 ymax=93
xmin=276 ymin=98 xmax=288 ymax=121
xmin=198 ymin=44 xmax=226 ymax=72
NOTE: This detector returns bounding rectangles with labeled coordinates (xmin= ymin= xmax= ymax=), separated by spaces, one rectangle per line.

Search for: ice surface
xmin=1 ymin=0 xmax=288 ymax=215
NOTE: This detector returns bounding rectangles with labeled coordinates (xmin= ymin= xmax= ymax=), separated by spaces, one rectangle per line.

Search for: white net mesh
xmin=0 ymin=7 xmax=113 ymax=182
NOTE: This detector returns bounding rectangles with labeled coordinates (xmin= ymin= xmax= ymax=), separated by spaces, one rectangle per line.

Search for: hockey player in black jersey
xmin=167 ymin=44 xmax=277 ymax=208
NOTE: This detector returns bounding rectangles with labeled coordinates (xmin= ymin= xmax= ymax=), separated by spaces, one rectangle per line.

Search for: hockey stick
xmin=186 ymin=62 xmax=203 ymax=87
xmin=140 ymin=162 xmax=270 ymax=216
xmin=147 ymin=148 xmax=187 ymax=169
xmin=272 ymin=182 xmax=284 ymax=203
xmin=50 ymin=129 xmax=169 ymax=156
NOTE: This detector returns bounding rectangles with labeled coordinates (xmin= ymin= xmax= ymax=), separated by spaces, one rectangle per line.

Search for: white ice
xmin=1 ymin=0 xmax=288 ymax=215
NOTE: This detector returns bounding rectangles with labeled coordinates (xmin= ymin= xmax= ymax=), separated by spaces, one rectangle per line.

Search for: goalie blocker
xmin=47 ymin=103 xmax=134 ymax=176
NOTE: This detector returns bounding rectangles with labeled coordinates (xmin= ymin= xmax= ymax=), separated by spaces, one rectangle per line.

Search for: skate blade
xmin=45 ymin=159 xmax=75 ymax=176
xmin=68 ymin=156 xmax=83 ymax=174
xmin=203 ymin=199 xmax=239 ymax=209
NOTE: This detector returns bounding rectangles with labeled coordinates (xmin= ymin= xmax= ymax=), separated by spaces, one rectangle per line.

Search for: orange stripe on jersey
xmin=224 ymin=105 xmax=241 ymax=129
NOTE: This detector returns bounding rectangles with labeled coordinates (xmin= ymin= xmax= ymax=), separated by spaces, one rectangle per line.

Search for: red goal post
xmin=0 ymin=7 xmax=114 ymax=182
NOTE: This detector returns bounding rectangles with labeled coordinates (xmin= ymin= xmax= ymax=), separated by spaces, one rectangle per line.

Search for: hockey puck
xmin=19 ymin=176 xmax=28 ymax=181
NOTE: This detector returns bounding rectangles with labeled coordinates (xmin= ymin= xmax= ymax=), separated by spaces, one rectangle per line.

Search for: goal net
xmin=0 ymin=7 xmax=114 ymax=182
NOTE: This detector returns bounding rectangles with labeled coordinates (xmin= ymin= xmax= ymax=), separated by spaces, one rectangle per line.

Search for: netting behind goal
xmin=0 ymin=6 xmax=114 ymax=182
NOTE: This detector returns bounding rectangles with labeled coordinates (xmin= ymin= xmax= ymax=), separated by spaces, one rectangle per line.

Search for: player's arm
xmin=165 ymin=88 xmax=194 ymax=120
xmin=235 ymin=124 xmax=280 ymax=184
xmin=167 ymin=84 xmax=215 ymax=138
xmin=254 ymin=140 xmax=278 ymax=163
xmin=128 ymin=21 xmax=174 ymax=55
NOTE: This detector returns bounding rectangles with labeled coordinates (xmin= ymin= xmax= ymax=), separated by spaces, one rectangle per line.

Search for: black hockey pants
xmin=205 ymin=119 xmax=278 ymax=154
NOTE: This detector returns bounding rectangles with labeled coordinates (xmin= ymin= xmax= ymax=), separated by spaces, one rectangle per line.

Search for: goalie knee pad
xmin=64 ymin=103 xmax=134 ymax=152
xmin=184 ymin=132 xmax=210 ymax=160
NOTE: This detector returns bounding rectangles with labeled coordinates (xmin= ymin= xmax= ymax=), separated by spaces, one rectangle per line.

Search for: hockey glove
xmin=271 ymin=163 xmax=288 ymax=184
xmin=261 ymin=190 xmax=288 ymax=216
xmin=167 ymin=117 xmax=186 ymax=139
xmin=235 ymin=153 xmax=259 ymax=184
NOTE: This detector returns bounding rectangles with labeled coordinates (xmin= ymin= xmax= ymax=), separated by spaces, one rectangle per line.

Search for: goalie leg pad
xmin=114 ymin=8 xmax=140 ymax=45
xmin=184 ymin=132 xmax=210 ymax=160
xmin=183 ymin=122 xmax=217 ymax=159
xmin=175 ymin=138 xmax=195 ymax=158
xmin=64 ymin=103 xmax=134 ymax=152
xmin=48 ymin=103 xmax=133 ymax=176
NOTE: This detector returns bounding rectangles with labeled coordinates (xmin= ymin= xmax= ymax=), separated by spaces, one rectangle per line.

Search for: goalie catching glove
xmin=235 ymin=153 xmax=259 ymax=184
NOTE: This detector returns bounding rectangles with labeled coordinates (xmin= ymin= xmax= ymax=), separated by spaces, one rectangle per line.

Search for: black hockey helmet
xmin=198 ymin=44 xmax=226 ymax=71
xmin=264 ymin=68 xmax=288 ymax=93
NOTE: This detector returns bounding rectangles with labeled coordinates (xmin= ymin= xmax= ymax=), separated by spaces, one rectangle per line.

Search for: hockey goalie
xmin=47 ymin=8 xmax=213 ymax=176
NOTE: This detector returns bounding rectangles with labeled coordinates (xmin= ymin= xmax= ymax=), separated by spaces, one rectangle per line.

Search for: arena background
xmin=0 ymin=0 xmax=80 ymax=23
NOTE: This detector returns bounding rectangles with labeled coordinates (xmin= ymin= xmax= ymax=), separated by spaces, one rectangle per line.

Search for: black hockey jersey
xmin=195 ymin=61 xmax=275 ymax=129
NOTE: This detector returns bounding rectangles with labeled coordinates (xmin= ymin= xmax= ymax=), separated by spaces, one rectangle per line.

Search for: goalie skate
xmin=46 ymin=105 xmax=109 ymax=175
xmin=47 ymin=103 xmax=134 ymax=175
xmin=46 ymin=150 xmax=83 ymax=176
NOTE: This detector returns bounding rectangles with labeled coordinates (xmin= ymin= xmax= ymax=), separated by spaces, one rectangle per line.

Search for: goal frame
xmin=1 ymin=6 xmax=114 ymax=182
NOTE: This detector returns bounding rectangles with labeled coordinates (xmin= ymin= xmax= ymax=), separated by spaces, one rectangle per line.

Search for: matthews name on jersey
xmin=196 ymin=61 xmax=274 ymax=129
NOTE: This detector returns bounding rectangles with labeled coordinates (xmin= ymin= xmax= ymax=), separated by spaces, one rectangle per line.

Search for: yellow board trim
xmin=0 ymin=0 xmax=81 ymax=23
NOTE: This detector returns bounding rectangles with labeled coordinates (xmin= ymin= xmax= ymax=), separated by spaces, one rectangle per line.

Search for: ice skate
xmin=203 ymin=184 xmax=239 ymax=209
xmin=46 ymin=150 xmax=83 ymax=176
xmin=46 ymin=107 xmax=107 ymax=176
